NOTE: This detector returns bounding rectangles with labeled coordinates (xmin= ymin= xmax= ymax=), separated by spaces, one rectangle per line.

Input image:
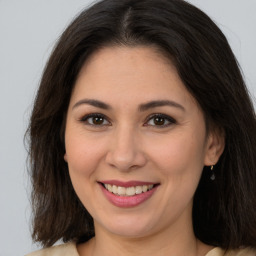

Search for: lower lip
xmin=100 ymin=184 xmax=158 ymax=208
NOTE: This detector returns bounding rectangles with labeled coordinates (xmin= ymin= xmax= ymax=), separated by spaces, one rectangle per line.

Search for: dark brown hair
xmin=27 ymin=0 xmax=256 ymax=249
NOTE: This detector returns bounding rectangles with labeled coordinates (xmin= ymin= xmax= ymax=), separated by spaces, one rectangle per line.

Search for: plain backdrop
xmin=0 ymin=1 xmax=255 ymax=255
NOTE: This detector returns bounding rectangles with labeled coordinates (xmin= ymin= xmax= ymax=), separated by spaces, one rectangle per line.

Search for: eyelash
xmin=144 ymin=113 xmax=176 ymax=128
xmin=79 ymin=113 xmax=176 ymax=128
xmin=80 ymin=113 xmax=111 ymax=126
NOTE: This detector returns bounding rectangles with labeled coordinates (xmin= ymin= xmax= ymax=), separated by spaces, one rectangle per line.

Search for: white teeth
xmin=142 ymin=185 xmax=148 ymax=192
xmin=135 ymin=186 xmax=142 ymax=194
xmin=103 ymin=184 xmax=155 ymax=196
xmin=117 ymin=186 xmax=126 ymax=195
xmin=112 ymin=185 xmax=117 ymax=194
xmin=107 ymin=184 xmax=112 ymax=193
xmin=126 ymin=187 xmax=136 ymax=196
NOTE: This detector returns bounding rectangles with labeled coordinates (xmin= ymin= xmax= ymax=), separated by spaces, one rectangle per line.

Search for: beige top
xmin=26 ymin=242 xmax=256 ymax=256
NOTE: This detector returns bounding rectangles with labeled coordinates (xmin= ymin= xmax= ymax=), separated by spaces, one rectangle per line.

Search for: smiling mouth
xmin=101 ymin=183 xmax=158 ymax=197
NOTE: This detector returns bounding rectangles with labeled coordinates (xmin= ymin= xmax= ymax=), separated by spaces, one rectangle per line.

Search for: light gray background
xmin=0 ymin=1 xmax=255 ymax=255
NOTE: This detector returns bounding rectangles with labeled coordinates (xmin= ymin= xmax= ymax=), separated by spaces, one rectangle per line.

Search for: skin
xmin=64 ymin=46 xmax=224 ymax=256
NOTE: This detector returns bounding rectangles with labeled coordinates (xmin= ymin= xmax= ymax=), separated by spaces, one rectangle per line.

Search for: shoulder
xmin=206 ymin=247 xmax=256 ymax=256
xmin=226 ymin=248 xmax=256 ymax=256
xmin=25 ymin=242 xmax=79 ymax=256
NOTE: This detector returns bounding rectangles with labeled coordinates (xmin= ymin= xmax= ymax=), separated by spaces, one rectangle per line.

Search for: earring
xmin=210 ymin=165 xmax=215 ymax=180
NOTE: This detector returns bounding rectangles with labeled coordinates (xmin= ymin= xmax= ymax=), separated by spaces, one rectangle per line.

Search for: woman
xmin=26 ymin=0 xmax=256 ymax=255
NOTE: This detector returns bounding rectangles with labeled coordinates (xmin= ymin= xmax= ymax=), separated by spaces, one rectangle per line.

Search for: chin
xmin=95 ymin=213 xmax=158 ymax=238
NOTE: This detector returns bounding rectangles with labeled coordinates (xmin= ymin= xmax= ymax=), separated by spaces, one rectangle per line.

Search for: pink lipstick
xmin=99 ymin=180 xmax=159 ymax=208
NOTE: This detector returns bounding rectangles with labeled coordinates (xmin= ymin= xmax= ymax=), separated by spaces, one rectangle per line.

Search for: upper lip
xmin=99 ymin=180 xmax=159 ymax=187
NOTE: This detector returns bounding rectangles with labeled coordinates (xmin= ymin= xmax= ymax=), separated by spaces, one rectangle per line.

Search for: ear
xmin=64 ymin=153 xmax=68 ymax=162
xmin=204 ymin=129 xmax=225 ymax=166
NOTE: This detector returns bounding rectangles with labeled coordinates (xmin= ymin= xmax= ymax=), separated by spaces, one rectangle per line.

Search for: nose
xmin=105 ymin=125 xmax=147 ymax=171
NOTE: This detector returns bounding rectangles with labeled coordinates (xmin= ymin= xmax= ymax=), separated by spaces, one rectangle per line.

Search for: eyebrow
xmin=72 ymin=99 xmax=185 ymax=112
xmin=72 ymin=99 xmax=111 ymax=110
xmin=139 ymin=100 xmax=185 ymax=112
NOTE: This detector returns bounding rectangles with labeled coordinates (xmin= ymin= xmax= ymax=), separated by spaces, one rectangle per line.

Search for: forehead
xmin=78 ymin=47 xmax=165 ymax=76
xmin=70 ymin=46 xmax=197 ymax=109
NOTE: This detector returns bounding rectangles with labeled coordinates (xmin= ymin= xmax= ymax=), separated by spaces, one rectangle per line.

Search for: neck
xmin=93 ymin=230 xmax=198 ymax=256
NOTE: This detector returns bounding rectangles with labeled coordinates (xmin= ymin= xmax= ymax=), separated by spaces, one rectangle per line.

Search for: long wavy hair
xmin=27 ymin=0 xmax=256 ymax=249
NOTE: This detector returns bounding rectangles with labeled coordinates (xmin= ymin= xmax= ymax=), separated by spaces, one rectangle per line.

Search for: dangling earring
xmin=210 ymin=165 xmax=215 ymax=180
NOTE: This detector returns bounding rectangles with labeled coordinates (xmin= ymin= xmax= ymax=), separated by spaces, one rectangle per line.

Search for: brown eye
xmin=81 ymin=114 xmax=110 ymax=126
xmin=92 ymin=116 xmax=104 ymax=125
xmin=153 ymin=116 xmax=165 ymax=126
xmin=146 ymin=114 xmax=176 ymax=127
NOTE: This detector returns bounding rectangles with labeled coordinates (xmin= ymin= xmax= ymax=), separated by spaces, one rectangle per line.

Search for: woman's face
xmin=64 ymin=46 xmax=222 ymax=238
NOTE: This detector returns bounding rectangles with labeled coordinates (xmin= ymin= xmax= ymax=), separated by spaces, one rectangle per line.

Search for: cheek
xmin=64 ymin=134 xmax=105 ymax=211
xmin=147 ymin=131 xmax=206 ymax=175
xmin=146 ymin=129 xmax=206 ymax=204
xmin=149 ymin=136 xmax=205 ymax=217
xmin=65 ymin=130 xmax=107 ymax=186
